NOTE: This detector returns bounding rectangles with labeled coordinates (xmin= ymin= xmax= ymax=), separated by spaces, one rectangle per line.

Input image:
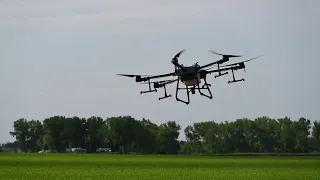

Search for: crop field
xmin=0 ymin=153 xmax=320 ymax=180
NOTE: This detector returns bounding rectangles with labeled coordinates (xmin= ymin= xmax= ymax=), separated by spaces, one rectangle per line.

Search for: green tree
xmin=84 ymin=116 xmax=106 ymax=152
xmin=312 ymin=121 xmax=320 ymax=140
xmin=27 ymin=120 xmax=43 ymax=152
xmin=43 ymin=116 xmax=67 ymax=152
xmin=8 ymin=115 xmax=320 ymax=154
xmin=63 ymin=116 xmax=87 ymax=148
xmin=157 ymin=121 xmax=181 ymax=154
xmin=10 ymin=118 xmax=30 ymax=152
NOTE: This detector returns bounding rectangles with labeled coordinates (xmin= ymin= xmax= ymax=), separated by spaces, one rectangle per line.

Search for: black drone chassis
xmin=139 ymin=63 xmax=245 ymax=105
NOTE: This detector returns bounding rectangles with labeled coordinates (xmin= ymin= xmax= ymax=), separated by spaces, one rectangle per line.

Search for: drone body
xmin=117 ymin=50 xmax=261 ymax=104
xmin=175 ymin=65 xmax=202 ymax=86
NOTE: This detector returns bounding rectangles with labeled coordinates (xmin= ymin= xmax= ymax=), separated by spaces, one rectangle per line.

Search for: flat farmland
xmin=0 ymin=153 xmax=319 ymax=180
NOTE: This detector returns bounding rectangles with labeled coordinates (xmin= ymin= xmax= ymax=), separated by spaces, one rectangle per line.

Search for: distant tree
xmin=44 ymin=144 xmax=49 ymax=151
xmin=27 ymin=120 xmax=43 ymax=152
xmin=157 ymin=121 xmax=181 ymax=154
xmin=43 ymin=116 xmax=67 ymax=152
xmin=8 ymin=115 xmax=320 ymax=154
xmin=312 ymin=121 xmax=320 ymax=140
xmin=84 ymin=116 xmax=106 ymax=153
xmin=10 ymin=118 xmax=30 ymax=152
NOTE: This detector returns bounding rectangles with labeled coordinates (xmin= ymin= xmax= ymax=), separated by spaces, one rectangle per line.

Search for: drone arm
xmin=205 ymin=64 xmax=243 ymax=74
xmin=197 ymin=60 xmax=223 ymax=70
xmin=145 ymin=72 xmax=176 ymax=80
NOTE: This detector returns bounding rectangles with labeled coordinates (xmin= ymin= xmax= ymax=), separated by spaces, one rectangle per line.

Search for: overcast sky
xmin=1 ymin=0 xmax=319 ymax=143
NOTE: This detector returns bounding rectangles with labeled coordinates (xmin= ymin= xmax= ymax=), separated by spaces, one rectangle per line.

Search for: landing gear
xmin=158 ymin=84 xmax=172 ymax=100
xmin=174 ymin=68 xmax=213 ymax=105
xmin=195 ymin=66 xmax=213 ymax=100
xmin=228 ymin=68 xmax=245 ymax=84
xmin=195 ymin=78 xmax=213 ymax=99
xmin=175 ymin=77 xmax=191 ymax=104
xmin=140 ymin=79 xmax=157 ymax=94
xmin=215 ymin=63 xmax=228 ymax=78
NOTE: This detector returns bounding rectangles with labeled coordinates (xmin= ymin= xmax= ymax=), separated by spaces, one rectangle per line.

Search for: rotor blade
xmin=199 ymin=50 xmax=243 ymax=70
xmin=171 ymin=49 xmax=186 ymax=63
xmin=116 ymin=73 xmax=167 ymax=78
xmin=116 ymin=74 xmax=136 ymax=77
xmin=220 ymin=55 xmax=262 ymax=67
xmin=209 ymin=50 xmax=242 ymax=58
xmin=173 ymin=49 xmax=186 ymax=59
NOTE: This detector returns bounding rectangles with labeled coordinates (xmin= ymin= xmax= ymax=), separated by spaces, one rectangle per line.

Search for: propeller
xmin=116 ymin=74 xmax=136 ymax=77
xmin=172 ymin=49 xmax=186 ymax=63
xmin=171 ymin=49 xmax=187 ymax=71
xmin=209 ymin=50 xmax=242 ymax=58
xmin=219 ymin=55 xmax=262 ymax=67
xmin=203 ymin=55 xmax=262 ymax=71
xmin=116 ymin=73 xmax=153 ymax=78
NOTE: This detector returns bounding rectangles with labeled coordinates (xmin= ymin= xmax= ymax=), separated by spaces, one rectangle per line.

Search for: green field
xmin=1 ymin=153 xmax=320 ymax=180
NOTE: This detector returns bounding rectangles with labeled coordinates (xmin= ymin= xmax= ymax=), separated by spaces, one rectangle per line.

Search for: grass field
xmin=1 ymin=153 xmax=320 ymax=180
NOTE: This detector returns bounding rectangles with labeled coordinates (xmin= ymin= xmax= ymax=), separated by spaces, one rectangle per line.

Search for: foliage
xmin=0 ymin=153 xmax=320 ymax=179
xmin=7 ymin=115 xmax=320 ymax=154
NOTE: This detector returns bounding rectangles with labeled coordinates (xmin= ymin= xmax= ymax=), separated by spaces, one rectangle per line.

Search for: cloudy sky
xmin=1 ymin=0 xmax=319 ymax=143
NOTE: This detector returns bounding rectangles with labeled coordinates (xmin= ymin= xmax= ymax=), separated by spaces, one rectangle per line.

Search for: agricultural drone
xmin=117 ymin=50 xmax=261 ymax=105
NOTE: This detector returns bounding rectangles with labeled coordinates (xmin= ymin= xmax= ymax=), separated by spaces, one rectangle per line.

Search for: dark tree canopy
xmin=5 ymin=115 xmax=320 ymax=154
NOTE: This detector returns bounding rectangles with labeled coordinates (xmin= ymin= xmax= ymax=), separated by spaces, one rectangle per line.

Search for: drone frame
xmin=116 ymin=50 xmax=261 ymax=105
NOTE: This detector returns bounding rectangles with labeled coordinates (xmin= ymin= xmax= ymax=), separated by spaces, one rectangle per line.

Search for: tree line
xmin=4 ymin=115 xmax=320 ymax=154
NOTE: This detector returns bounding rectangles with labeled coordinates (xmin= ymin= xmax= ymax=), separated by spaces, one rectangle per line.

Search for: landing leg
xmin=140 ymin=79 xmax=157 ymax=94
xmin=195 ymin=71 xmax=213 ymax=99
xmin=215 ymin=64 xmax=228 ymax=78
xmin=159 ymin=85 xmax=172 ymax=100
xmin=175 ymin=77 xmax=190 ymax=104
xmin=228 ymin=69 xmax=245 ymax=84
